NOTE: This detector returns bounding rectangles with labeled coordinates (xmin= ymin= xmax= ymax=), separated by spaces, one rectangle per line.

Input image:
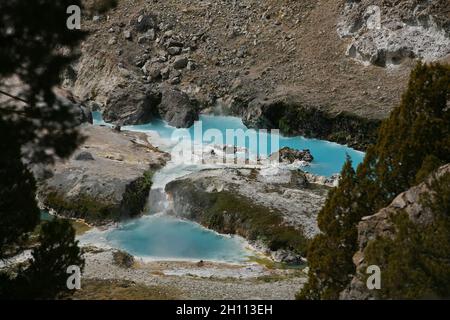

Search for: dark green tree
xmin=299 ymin=62 xmax=450 ymax=299
xmin=1 ymin=220 xmax=85 ymax=299
xmin=0 ymin=122 xmax=40 ymax=257
xmin=0 ymin=0 xmax=112 ymax=299
xmin=298 ymin=157 xmax=358 ymax=299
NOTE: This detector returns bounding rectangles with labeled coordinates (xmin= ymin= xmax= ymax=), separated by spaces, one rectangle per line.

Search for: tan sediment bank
xmin=78 ymin=247 xmax=307 ymax=300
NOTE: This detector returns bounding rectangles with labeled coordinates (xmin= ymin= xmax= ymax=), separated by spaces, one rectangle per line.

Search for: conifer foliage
xmin=0 ymin=0 xmax=113 ymax=299
xmin=364 ymin=172 xmax=450 ymax=299
xmin=299 ymin=63 xmax=450 ymax=299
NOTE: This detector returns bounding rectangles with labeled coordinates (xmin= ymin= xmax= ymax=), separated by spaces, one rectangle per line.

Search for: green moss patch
xmin=278 ymin=104 xmax=380 ymax=151
xmin=44 ymin=191 xmax=118 ymax=224
xmin=63 ymin=279 xmax=180 ymax=300
xmin=120 ymin=170 xmax=153 ymax=218
xmin=168 ymin=180 xmax=309 ymax=256
xmin=43 ymin=170 xmax=155 ymax=224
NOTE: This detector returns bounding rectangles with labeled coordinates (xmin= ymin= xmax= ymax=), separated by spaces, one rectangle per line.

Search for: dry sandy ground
xmin=75 ymin=248 xmax=307 ymax=300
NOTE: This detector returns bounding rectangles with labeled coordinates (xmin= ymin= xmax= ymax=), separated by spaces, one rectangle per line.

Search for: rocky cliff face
xmin=230 ymin=96 xmax=381 ymax=150
xmin=338 ymin=0 xmax=450 ymax=67
xmin=36 ymin=124 xmax=170 ymax=224
xmin=62 ymin=0 xmax=449 ymax=150
xmin=340 ymin=164 xmax=450 ymax=299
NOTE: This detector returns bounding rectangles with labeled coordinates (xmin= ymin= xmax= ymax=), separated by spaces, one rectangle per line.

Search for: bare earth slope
xmin=66 ymin=0 xmax=449 ymax=149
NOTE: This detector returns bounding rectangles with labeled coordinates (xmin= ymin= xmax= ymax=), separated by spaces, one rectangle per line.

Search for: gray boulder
xmin=173 ymin=56 xmax=188 ymax=69
xmin=75 ymin=151 xmax=95 ymax=161
xmin=123 ymin=30 xmax=132 ymax=40
xmin=167 ymin=46 xmax=182 ymax=56
xmin=142 ymin=61 xmax=163 ymax=80
xmin=137 ymin=29 xmax=156 ymax=43
xmin=103 ymin=84 xmax=161 ymax=125
xmin=133 ymin=13 xmax=158 ymax=33
xmin=160 ymin=67 xmax=170 ymax=80
xmin=158 ymin=88 xmax=199 ymax=128
xmin=272 ymin=147 xmax=314 ymax=164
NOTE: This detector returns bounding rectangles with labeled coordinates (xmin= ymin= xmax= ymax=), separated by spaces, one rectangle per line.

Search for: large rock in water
xmin=340 ymin=164 xmax=450 ymax=300
xmin=271 ymin=147 xmax=314 ymax=164
xmin=37 ymin=124 xmax=170 ymax=224
xmin=158 ymin=88 xmax=199 ymax=128
xmin=103 ymin=84 xmax=161 ymax=125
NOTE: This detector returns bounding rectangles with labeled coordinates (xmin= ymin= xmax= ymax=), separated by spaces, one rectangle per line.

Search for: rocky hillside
xmin=340 ymin=164 xmax=450 ymax=299
xmin=64 ymin=0 xmax=449 ymax=149
xmin=36 ymin=124 xmax=169 ymax=224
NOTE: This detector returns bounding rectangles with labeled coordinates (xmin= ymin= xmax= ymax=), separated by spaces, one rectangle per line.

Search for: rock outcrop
xmin=338 ymin=0 xmax=450 ymax=67
xmin=273 ymin=147 xmax=314 ymax=164
xmin=165 ymin=167 xmax=329 ymax=262
xmin=230 ymin=97 xmax=381 ymax=150
xmin=102 ymin=84 xmax=161 ymax=125
xmin=158 ymin=87 xmax=199 ymax=128
xmin=53 ymin=88 xmax=94 ymax=125
xmin=340 ymin=164 xmax=450 ymax=299
xmin=37 ymin=124 xmax=170 ymax=224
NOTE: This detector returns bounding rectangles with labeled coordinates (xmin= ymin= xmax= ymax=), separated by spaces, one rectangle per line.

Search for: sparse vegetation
xmin=169 ymin=182 xmax=309 ymax=256
xmin=112 ymin=250 xmax=135 ymax=268
xmin=65 ymin=279 xmax=180 ymax=300
xmin=120 ymin=170 xmax=154 ymax=218
xmin=45 ymin=191 xmax=118 ymax=224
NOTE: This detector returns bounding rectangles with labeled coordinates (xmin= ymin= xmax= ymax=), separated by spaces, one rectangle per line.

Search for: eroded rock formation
xmin=36 ymin=124 xmax=170 ymax=224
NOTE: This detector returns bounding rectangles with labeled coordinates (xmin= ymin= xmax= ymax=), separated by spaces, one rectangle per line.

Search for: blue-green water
xmin=92 ymin=111 xmax=113 ymax=127
xmin=87 ymin=111 xmax=366 ymax=261
xmin=93 ymin=112 xmax=364 ymax=176
xmin=40 ymin=211 xmax=54 ymax=221
xmin=79 ymin=215 xmax=251 ymax=262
